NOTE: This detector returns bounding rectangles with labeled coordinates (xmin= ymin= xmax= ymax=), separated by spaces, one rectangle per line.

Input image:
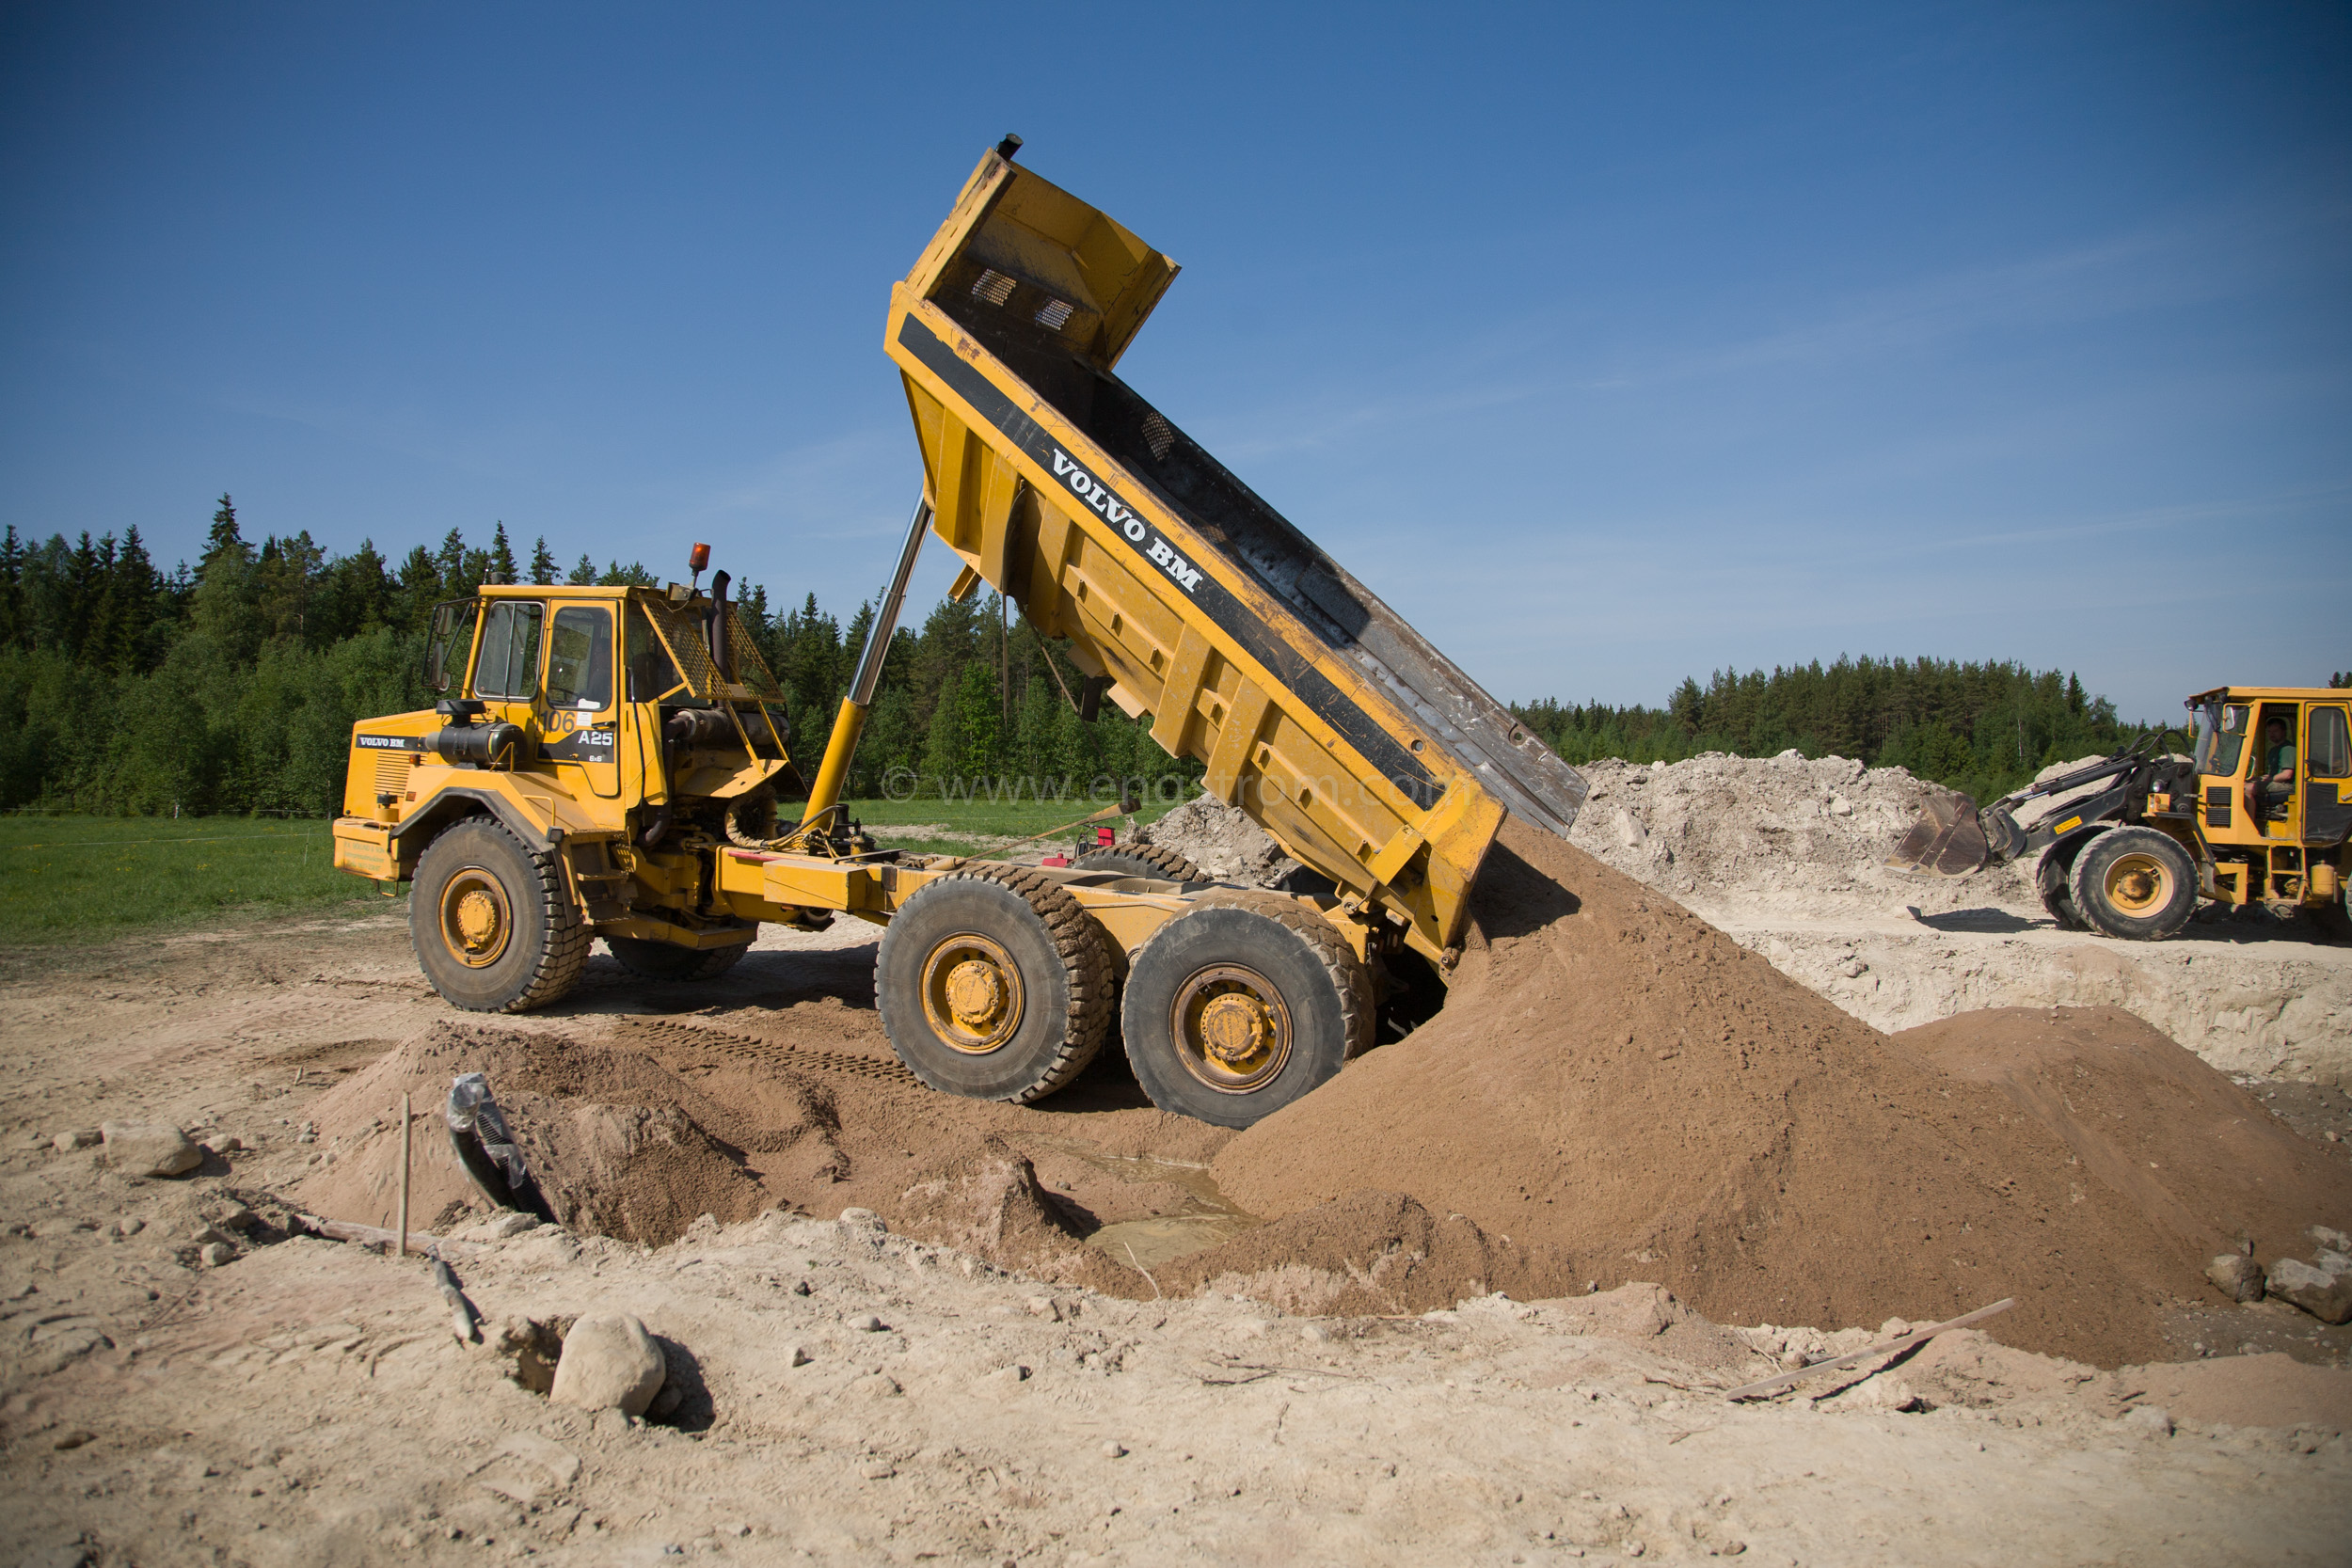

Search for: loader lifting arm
xmin=1884 ymin=730 xmax=2186 ymax=879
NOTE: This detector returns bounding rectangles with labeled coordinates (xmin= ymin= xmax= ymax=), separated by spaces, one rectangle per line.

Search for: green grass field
xmin=0 ymin=816 xmax=393 ymax=944
xmin=837 ymin=793 xmax=1186 ymax=856
xmin=0 ymin=794 xmax=1196 ymax=942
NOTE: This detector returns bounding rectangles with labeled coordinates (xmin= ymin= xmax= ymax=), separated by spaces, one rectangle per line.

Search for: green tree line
xmin=1511 ymin=658 xmax=2144 ymax=807
xmin=3 ymin=494 xmax=2191 ymax=819
xmin=0 ymin=497 xmax=1199 ymax=816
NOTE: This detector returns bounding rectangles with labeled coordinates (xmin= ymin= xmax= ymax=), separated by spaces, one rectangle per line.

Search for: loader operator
xmin=2246 ymin=714 xmax=2296 ymax=822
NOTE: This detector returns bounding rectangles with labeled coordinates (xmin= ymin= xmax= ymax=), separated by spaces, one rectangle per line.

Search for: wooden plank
xmin=1723 ymin=1298 xmax=2015 ymax=1402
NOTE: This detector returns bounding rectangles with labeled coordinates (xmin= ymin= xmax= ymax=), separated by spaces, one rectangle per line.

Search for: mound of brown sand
xmin=292 ymin=1022 xmax=806 ymax=1245
xmin=1212 ymin=817 xmax=2352 ymax=1367
xmin=1896 ymin=1006 xmax=2352 ymax=1275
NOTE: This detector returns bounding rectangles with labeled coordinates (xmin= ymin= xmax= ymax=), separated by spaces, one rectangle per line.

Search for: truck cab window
xmin=2306 ymin=707 xmax=2348 ymax=780
xmin=473 ymin=601 xmax=543 ymax=700
xmin=424 ymin=600 xmax=479 ymax=693
xmin=626 ymin=605 xmax=685 ymax=702
xmin=547 ymin=606 xmax=614 ymax=710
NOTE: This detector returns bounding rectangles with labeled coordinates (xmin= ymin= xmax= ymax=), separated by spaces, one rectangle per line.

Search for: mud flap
xmin=1884 ymin=794 xmax=1992 ymax=878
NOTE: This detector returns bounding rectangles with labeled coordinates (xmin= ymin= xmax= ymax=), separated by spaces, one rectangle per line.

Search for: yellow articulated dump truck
xmin=332 ymin=139 xmax=1587 ymax=1127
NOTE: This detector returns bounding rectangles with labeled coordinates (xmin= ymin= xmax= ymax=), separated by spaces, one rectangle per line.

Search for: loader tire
xmin=2037 ymin=840 xmax=2089 ymax=931
xmin=605 ymin=935 xmax=752 ymax=982
xmin=876 ymin=863 xmax=1114 ymax=1103
xmin=1072 ymin=843 xmax=1204 ymax=882
xmin=2070 ymin=827 xmax=2197 ymax=942
xmin=1120 ymin=890 xmax=1372 ymax=1130
xmin=411 ymin=816 xmax=590 ymax=1013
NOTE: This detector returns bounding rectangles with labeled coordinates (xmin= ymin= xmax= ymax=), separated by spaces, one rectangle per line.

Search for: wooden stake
xmin=1723 ymin=1297 xmax=2014 ymax=1402
xmin=396 ymin=1091 xmax=412 ymax=1258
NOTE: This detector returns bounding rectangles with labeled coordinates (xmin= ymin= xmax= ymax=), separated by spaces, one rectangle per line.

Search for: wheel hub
xmin=437 ymin=869 xmax=512 ymax=968
xmin=2106 ymin=853 xmax=2168 ymax=915
xmin=1197 ymin=992 xmax=1271 ymax=1069
xmin=919 ymin=934 xmax=1025 ymax=1054
xmin=945 ymin=958 xmax=1008 ymax=1031
xmin=1171 ymin=964 xmax=1292 ymax=1094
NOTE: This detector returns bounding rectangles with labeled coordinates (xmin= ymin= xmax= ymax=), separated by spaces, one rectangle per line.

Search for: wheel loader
xmin=1885 ymin=685 xmax=2351 ymax=941
xmin=331 ymin=138 xmax=1587 ymax=1129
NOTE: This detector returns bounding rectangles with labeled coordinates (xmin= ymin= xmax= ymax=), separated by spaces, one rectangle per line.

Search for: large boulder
xmin=100 ymin=1121 xmax=200 ymax=1179
xmin=2265 ymin=1259 xmax=2352 ymax=1325
xmin=548 ymin=1314 xmax=666 ymax=1415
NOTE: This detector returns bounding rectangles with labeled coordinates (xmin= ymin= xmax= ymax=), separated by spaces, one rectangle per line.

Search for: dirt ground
xmin=4 ymin=906 xmax=2351 ymax=1565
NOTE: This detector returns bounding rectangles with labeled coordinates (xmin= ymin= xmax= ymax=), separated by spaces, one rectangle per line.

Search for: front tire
xmin=410 ymin=816 xmax=590 ymax=1012
xmin=1120 ymin=891 xmax=1372 ymax=1129
xmin=876 ymin=865 xmax=1113 ymax=1103
xmin=2070 ymin=827 xmax=2197 ymax=941
xmin=605 ymin=935 xmax=751 ymax=981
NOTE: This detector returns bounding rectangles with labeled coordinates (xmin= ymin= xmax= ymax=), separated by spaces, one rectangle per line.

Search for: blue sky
xmin=3 ymin=3 xmax=2344 ymax=721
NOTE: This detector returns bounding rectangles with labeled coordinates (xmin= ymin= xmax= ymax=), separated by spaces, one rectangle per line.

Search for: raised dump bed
xmin=885 ymin=145 xmax=1587 ymax=966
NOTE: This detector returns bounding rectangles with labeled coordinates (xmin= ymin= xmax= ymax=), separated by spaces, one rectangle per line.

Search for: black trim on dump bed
xmin=898 ymin=312 xmax=1444 ymax=811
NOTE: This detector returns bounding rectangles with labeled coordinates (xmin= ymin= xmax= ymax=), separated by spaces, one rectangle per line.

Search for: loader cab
xmin=2186 ymin=685 xmax=2352 ymax=913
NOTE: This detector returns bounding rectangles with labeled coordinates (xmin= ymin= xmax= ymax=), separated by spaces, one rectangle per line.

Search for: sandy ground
xmin=1544 ymin=752 xmax=2352 ymax=1086
xmin=1709 ymin=902 xmax=2352 ymax=1089
xmin=4 ymin=912 xmax=2351 ymax=1565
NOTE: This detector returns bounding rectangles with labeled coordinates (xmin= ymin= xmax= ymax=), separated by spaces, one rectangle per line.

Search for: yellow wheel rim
xmin=1170 ymin=964 xmax=1292 ymax=1094
xmin=2103 ymin=852 xmax=2171 ymax=917
xmin=920 ymin=932 xmax=1025 ymax=1054
xmin=438 ymin=868 xmax=512 ymax=969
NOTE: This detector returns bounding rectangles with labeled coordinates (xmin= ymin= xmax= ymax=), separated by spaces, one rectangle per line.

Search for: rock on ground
xmin=98 ymin=1121 xmax=199 ymax=1179
xmin=548 ymin=1312 xmax=666 ymax=1414
xmin=2267 ymin=1259 xmax=2352 ymax=1325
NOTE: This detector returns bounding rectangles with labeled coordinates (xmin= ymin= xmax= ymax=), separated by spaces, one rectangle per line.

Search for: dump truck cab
xmin=2187 ymin=686 xmax=2352 ymax=918
xmin=332 ymin=576 xmax=820 ymax=992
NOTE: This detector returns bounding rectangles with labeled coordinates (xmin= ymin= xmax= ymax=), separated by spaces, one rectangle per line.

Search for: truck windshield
xmin=2194 ymin=702 xmax=2249 ymax=778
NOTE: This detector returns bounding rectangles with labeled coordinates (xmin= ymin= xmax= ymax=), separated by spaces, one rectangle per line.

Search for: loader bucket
xmin=1883 ymin=794 xmax=1991 ymax=878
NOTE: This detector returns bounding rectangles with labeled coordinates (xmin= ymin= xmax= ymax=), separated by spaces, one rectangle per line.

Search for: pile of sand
xmin=1565 ymin=752 xmax=2042 ymax=914
xmin=291 ymin=1022 xmax=820 ymax=1245
xmin=1210 ymin=818 xmax=2352 ymax=1366
xmin=1899 ymin=1006 xmax=2350 ymax=1272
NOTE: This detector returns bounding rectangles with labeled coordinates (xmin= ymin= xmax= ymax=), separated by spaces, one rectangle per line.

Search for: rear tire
xmin=605 ymin=935 xmax=751 ymax=981
xmin=1120 ymin=891 xmax=1372 ymax=1129
xmin=2070 ymin=827 xmax=2197 ymax=941
xmin=410 ymin=816 xmax=590 ymax=1013
xmin=1073 ymin=844 xmax=1204 ymax=882
xmin=876 ymin=864 xmax=1113 ymax=1103
xmin=2037 ymin=840 xmax=2090 ymax=931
